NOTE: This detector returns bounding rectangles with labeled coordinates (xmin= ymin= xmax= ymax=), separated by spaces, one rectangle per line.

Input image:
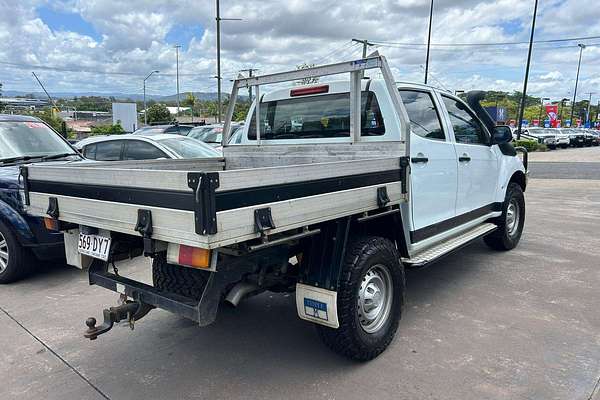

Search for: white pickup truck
xmin=21 ymin=55 xmax=528 ymax=361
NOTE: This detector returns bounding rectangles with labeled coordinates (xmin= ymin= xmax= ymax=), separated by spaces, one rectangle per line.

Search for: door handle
xmin=411 ymin=157 xmax=429 ymax=164
xmin=459 ymin=154 xmax=471 ymax=162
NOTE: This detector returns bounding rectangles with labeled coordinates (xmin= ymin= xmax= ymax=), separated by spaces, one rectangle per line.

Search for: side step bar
xmin=403 ymin=223 xmax=497 ymax=267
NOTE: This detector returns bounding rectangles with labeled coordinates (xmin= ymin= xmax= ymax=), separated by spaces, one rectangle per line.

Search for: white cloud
xmin=0 ymin=0 xmax=598 ymax=102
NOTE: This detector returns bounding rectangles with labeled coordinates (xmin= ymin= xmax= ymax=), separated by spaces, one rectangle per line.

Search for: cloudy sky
xmin=0 ymin=0 xmax=599 ymax=101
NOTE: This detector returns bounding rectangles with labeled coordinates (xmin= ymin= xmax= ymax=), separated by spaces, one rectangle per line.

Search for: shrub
xmin=514 ymin=139 xmax=539 ymax=152
xmin=90 ymin=123 xmax=125 ymax=136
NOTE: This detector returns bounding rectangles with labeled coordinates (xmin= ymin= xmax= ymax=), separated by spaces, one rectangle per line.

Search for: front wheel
xmin=484 ymin=183 xmax=525 ymax=251
xmin=316 ymin=236 xmax=405 ymax=361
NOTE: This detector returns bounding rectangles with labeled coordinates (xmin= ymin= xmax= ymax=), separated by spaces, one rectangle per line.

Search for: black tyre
xmin=0 ymin=220 xmax=35 ymax=284
xmin=561 ymin=144 xmax=568 ymax=149
xmin=152 ymin=254 xmax=209 ymax=300
xmin=484 ymin=183 xmax=525 ymax=251
xmin=316 ymin=236 xmax=405 ymax=361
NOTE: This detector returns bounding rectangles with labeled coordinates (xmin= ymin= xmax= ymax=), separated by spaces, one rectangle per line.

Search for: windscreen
xmin=188 ymin=126 xmax=224 ymax=143
xmin=0 ymin=121 xmax=73 ymax=159
xmin=247 ymin=91 xmax=385 ymax=140
xmin=158 ymin=137 xmax=221 ymax=158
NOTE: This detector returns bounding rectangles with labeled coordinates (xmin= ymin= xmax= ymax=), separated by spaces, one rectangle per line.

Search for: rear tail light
xmin=167 ymin=244 xmax=211 ymax=269
xmin=290 ymin=85 xmax=329 ymax=97
xmin=44 ymin=217 xmax=60 ymax=232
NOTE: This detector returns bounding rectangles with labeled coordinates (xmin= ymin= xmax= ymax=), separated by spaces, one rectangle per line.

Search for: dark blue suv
xmin=0 ymin=114 xmax=82 ymax=283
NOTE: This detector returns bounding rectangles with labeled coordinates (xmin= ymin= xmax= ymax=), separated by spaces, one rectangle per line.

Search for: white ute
xmin=22 ymin=54 xmax=528 ymax=361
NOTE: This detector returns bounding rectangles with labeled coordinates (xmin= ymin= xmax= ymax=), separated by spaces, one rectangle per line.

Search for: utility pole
xmin=516 ymin=0 xmax=538 ymax=140
xmin=352 ymin=39 xmax=375 ymax=79
xmin=240 ymin=68 xmax=259 ymax=101
xmin=215 ymin=0 xmax=242 ymax=123
xmin=143 ymin=70 xmax=159 ymax=125
xmin=424 ymin=0 xmax=434 ymax=84
xmin=570 ymin=44 xmax=585 ymax=126
xmin=31 ymin=72 xmax=58 ymax=110
xmin=175 ymin=45 xmax=181 ymax=116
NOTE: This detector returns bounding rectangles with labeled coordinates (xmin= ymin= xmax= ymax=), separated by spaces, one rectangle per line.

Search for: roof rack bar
xmin=236 ymin=56 xmax=383 ymax=88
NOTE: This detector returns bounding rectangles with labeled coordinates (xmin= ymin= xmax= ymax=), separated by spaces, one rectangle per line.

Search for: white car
xmin=75 ymin=134 xmax=221 ymax=161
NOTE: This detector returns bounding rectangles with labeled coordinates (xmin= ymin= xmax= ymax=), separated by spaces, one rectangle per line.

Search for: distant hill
xmin=2 ymin=90 xmax=246 ymax=102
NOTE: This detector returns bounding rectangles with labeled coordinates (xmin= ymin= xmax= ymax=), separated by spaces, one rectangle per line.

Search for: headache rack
xmin=22 ymin=54 xmax=411 ymax=250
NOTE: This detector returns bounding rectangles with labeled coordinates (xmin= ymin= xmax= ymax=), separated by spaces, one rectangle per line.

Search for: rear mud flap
xmin=296 ymin=283 xmax=339 ymax=328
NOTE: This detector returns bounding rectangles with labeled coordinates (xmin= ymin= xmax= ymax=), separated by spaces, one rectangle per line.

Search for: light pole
xmin=570 ymin=43 xmax=585 ymax=126
xmin=143 ymin=70 xmax=159 ymax=125
xmin=516 ymin=0 xmax=538 ymax=140
xmin=215 ymin=0 xmax=242 ymax=123
xmin=240 ymin=68 xmax=259 ymax=101
xmin=424 ymin=0 xmax=434 ymax=84
xmin=174 ymin=45 xmax=181 ymax=116
xmin=538 ymin=97 xmax=549 ymax=126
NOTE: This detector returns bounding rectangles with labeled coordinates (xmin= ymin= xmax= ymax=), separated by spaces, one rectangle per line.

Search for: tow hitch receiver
xmin=84 ymin=301 xmax=153 ymax=340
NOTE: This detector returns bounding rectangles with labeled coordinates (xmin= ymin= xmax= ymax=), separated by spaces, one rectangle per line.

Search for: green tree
xmin=90 ymin=123 xmax=125 ymax=136
xmin=182 ymin=92 xmax=198 ymax=121
xmin=145 ymin=103 xmax=172 ymax=124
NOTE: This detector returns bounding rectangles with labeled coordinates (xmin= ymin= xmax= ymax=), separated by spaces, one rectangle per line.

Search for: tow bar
xmin=84 ymin=299 xmax=153 ymax=340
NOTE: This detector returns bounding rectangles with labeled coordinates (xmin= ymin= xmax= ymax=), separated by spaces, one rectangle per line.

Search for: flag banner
xmin=545 ymin=105 xmax=559 ymax=128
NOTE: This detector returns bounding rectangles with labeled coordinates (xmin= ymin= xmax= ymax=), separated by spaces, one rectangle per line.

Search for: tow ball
xmin=84 ymin=300 xmax=154 ymax=340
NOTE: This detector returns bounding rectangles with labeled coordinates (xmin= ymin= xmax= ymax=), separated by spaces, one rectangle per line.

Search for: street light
xmin=516 ymin=0 xmax=538 ymax=140
xmin=570 ymin=43 xmax=586 ymax=126
xmin=424 ymin=0 xmax=434 ymax=84
xmin=143 ymin=70 xmax=159 ymax=125
xmin=538 ymin=97 xmax=550 ymax=126
xmin=215 ymin=0 xmax=242 ymax=123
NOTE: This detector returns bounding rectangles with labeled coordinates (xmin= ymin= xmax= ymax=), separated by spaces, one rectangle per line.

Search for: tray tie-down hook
xmin=84 ymin=301 xmax=153 ymax=340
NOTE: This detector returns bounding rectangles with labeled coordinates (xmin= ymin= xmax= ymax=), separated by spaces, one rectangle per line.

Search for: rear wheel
xmin=0 ymin=221 xmax=35 ymax=284
xmin=152 ymin=254 xmax=209 ymax=300
xmin=316 ymin=236 xmax=405 ymax=361
xmin=484 ymin=183 xmax=525 ymax=251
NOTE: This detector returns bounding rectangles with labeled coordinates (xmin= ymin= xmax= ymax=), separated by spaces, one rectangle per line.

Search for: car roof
xmin=0 ymin=114 xmax=41 ymax=122
xmin=75 ymin=133 xmax=186 ymax=147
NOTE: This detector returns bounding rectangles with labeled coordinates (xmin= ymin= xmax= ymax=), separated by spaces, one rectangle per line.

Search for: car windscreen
xmin=157 ymin=137 xmax=221 ymax=158
xmin=0 ymin=121 xmax=74 ymax=160
xmin=247 ymin=91 xmax=385 ymax=140
xmin=188 ymin=126 xmax=224 ymax=143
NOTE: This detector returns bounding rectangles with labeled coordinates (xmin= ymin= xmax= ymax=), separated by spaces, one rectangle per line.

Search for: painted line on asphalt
xmin=0 ymin=306 xmax=111 ymax=400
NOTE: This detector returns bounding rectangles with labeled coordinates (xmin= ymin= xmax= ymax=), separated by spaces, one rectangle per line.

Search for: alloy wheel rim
xmin=506 ymin=200 xmax=520 ymax=237
xmin=0 ymin=232 xmax=8 ymax=273
xmin=357 ymin=265 xmax=393 ymax=334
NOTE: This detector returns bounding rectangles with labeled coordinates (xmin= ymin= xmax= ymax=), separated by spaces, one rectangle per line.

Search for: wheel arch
xmin=508 ymin=170 xmax=527 ymax=193
xmin=0 ymin=200 xmax=36 ymax=245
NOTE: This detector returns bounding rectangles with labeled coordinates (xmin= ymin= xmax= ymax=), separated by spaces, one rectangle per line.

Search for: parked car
xmin=187 ymin=123 xmax=244 ymax=147
xmin=587 ymin=130 xmax=600 ymax=146
xmin=132 ymin=123 xmax=194 ymax=136
xmin=583 ymin=130 xmax=596 ymax=147
xmin=561 ymin=128 xmax=586 ymax=147
xmin=0 ymin=114 xmax=82 ymax=283
xmin=524 ymin=127 xmax=558 ymax=149
xmin=75 ymin=134 xmax=221 ymax=161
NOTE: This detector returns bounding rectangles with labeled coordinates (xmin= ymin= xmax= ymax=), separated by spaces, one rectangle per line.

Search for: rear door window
xmin=398 ymin=90 xmax=445 ymax=141
xmin=123 ymin=141 xmax=167 ymax=160
xmin=94 ymin=141 xmax=125 ymax=161
xmin=248 ymin=91 xmax=385 ymax=140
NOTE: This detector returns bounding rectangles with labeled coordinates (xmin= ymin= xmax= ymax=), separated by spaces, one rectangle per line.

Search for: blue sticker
xmin=304 ymin=298 xmax=329 ymax=321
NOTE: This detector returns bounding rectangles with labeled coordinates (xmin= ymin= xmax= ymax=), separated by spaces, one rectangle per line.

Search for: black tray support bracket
xmin=188 ymin=172 xmax=220 ymax=235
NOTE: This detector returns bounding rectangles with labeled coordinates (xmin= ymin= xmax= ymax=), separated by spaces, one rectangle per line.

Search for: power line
xmin=371 ymin=35 xmax=600 ymax=48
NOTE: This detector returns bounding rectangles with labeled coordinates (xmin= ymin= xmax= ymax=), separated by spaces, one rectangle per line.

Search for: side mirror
xmin=492 ymin=125 xmax=512 ymax=144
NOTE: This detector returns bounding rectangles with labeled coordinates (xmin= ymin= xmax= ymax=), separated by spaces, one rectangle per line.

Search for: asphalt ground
xmin=1 ymin=148 xmax=599 ymax=400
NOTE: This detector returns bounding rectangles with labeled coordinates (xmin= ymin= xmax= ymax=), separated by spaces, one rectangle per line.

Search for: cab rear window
xmin=248 ymin=91 xmax=385 ymax=140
